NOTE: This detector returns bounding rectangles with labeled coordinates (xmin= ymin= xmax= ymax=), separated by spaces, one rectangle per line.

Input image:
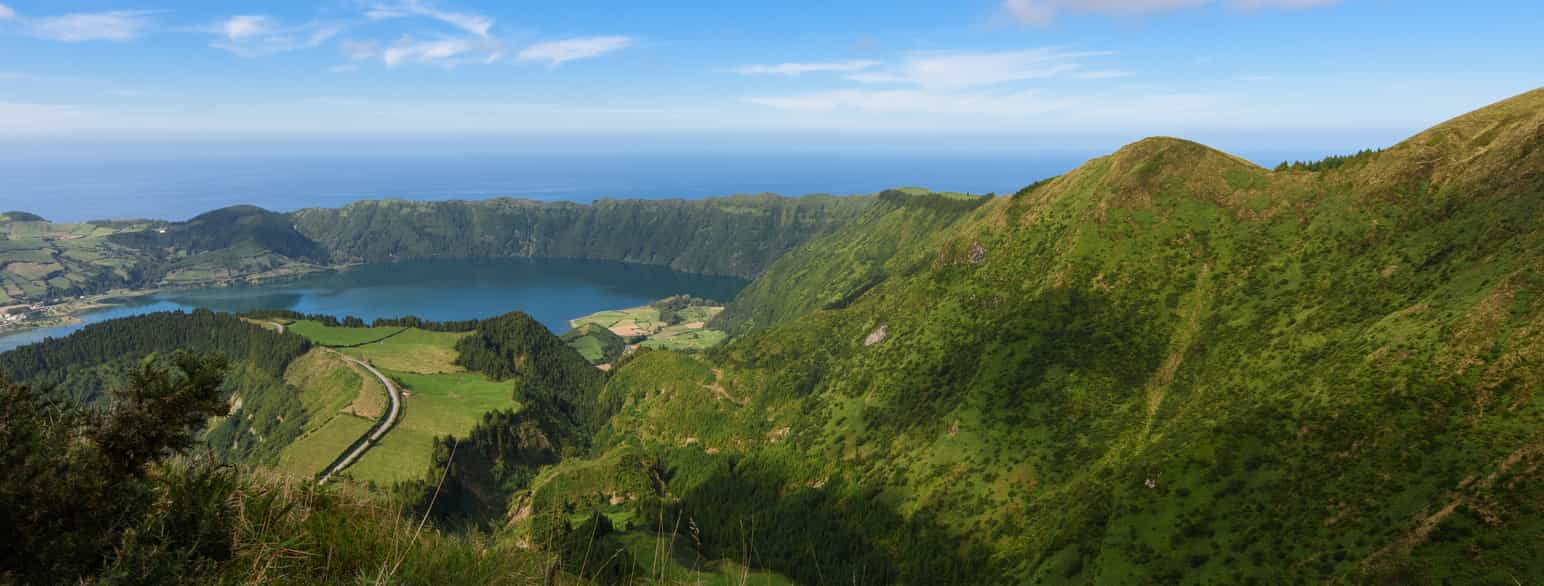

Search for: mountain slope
xmin=710 ymin=188 xmax=990 ymax=336
xmin=534 ymin=88 xmax=1544 ymax=584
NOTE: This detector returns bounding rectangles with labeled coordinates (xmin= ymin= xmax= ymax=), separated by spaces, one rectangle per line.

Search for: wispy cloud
xmin=28 ymin=10 xmax=158 ymax=42
xmin=730 ymin=60 xmax=881 ymax=76
xmin=209 ymin=15 xmax=341 ymax=57
xmin=367 ymin=0 xmax=492 ymax=39
xmin=220 ymin=15 xmax=269 ymax=40
xmin=517 ymin=36 xmax=632 ymax=67
xmin=848 ymin=48 xmax=1117 ymax=90
xmin=736 ymin=45 xmax=1179 ymax=131
xmin=329 ymin=64 xmax=360 ymax=73
xmin=1002 ymin=0 xmax=1338 ymax=24
xmin=356 ymin=2 xmax=503 ymax=66
xmin=744 ymin=88 xmax=1229 ymax=132
xmin=0 ymin=4 xmax=15 ymax=20
xmin=383 ymin=36 xmax=502 ymax=67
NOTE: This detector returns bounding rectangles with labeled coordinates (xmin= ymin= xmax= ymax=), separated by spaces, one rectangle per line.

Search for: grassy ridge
xmin=534 ymin=88 xmax=1544 ymax=583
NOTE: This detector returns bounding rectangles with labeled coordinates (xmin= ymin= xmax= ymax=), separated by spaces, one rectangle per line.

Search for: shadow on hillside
xmin=667 ymin=456 xmax=995 ymax=585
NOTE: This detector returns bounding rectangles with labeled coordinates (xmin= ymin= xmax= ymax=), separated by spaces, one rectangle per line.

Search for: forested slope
xmin=0 ymin=310 xmax=315 ymax=463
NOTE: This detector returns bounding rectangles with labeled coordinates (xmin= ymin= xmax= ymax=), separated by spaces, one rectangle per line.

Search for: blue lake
xmin=0 ymin=258 xmax=747 ymax=353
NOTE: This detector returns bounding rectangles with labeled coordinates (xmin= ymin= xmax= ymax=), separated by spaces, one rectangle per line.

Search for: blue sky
xmin=0 ymin=0 xmax=1540 ymax=152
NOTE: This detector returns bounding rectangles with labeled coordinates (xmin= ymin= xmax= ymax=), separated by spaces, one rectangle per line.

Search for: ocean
xmin=0 ymin=150 xmax=1093 ymax=222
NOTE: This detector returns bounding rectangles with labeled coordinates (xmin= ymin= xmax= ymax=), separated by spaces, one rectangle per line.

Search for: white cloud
xmin=517 ymin=36 xmax=632 ymax=67
xmin=0 ymin=4 xmax=15 ymax=20
xmin=355 ymin=2 xmax=504 ymax=67
xmin=29 ymin=11 xmax=157 ymax=42
xmin=1002 ymin=0 xmax=1337 ymax=24
xmin=210 ymin=16 xmax=341 ymax=57
xmin=383 ymin=36 xmax=490 ymax=67
xmin=367 ymin=0 xmax=492 ymax=39
xmin=730 ymin=60 xmax=881 ymax=76
xmin=850 ymin=48 xmax=1117 ymax=90
xmin=220 ymin=15 xmax=272 ymax=41
xmin=744 ymin=87 xmax=1230 ymax=132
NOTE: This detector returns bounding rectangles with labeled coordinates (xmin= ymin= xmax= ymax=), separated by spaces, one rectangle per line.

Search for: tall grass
xmin=222 ymin=465 xmax=556 ymax=585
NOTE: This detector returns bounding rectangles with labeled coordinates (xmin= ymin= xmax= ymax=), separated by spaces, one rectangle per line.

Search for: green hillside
xmin=711 ymin=188 xmax=990 ymax=335
xmin=514 ymin=88 xmax=1544 ymax=583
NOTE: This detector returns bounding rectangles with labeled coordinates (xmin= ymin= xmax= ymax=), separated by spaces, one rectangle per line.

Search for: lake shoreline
xmin=0 ymin=258 xmax=748 ymax=353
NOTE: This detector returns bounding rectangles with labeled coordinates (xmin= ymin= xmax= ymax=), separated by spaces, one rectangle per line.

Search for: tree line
xmin=1274 ymin=148 xmax=1382 ymax=172
xmin=242 ymin=309 xmax=480 ymax=332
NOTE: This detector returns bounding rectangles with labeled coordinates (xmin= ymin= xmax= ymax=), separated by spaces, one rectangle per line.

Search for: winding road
xmin=265 ymin=321 xmax=403 ymax=484
xmin=318 ymin=353 xmax=402 ymax=483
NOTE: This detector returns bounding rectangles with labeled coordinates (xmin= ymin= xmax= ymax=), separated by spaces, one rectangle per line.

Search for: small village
xmin=0 ymin=303 xmax=43 ymax=324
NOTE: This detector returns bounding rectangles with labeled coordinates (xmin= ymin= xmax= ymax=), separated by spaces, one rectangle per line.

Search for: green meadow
xmin=280 ymin=323 xmax=520 ymax=486
xmin=341 ymin=327 xmax=470 ymax=373
xmin=286 ymin=320 xmax=406 ymax=346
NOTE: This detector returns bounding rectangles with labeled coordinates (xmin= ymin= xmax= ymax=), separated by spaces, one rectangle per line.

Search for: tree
xmin=0 ymin=351 xmax=236 ymax=583
xmin=94 ymin=352 xmax=231 ymax=477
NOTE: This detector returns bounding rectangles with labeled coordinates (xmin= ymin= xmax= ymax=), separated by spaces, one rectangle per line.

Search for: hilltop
xmin=0 ymin=211 xmax=46 ymax=223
